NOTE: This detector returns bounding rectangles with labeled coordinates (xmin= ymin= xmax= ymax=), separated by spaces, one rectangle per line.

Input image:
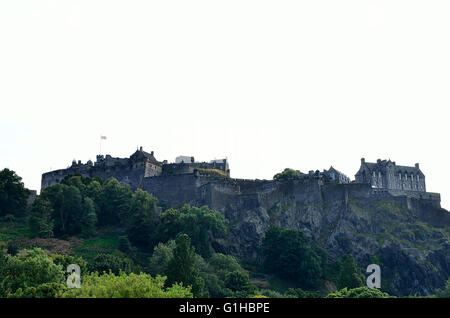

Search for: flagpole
xmin=100 ymin=135 xmax=102 ymax=155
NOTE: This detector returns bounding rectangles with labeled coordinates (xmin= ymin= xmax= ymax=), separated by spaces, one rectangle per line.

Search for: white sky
xmin=1 ymin=1 xmax=449 ymax=209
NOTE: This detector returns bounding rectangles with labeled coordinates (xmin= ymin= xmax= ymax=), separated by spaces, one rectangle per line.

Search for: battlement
xmin=40 ymin=151 xmax=441 ymax=210
xmin=41 ymin=148 xmax=230 ymax=191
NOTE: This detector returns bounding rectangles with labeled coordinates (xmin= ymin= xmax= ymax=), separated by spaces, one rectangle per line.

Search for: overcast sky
xmin=1 ymin=1 xmax=449 ymax=209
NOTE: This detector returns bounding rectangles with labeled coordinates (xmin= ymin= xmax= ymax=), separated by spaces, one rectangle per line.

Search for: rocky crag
xmin=142 ymin=175 xmax=449 ymax=296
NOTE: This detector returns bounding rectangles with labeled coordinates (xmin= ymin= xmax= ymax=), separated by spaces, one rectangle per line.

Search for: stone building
xmin=355 ymin=158 xmax=426 ymax=192
xmin=41 ymin=147 xmax=230 ymax=190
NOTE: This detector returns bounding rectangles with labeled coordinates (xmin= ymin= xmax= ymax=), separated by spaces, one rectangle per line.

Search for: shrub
xmin=326 ymin=287 xmax=394 ymax=298
xmin=61 ymin=272 xmax=192 ymax=298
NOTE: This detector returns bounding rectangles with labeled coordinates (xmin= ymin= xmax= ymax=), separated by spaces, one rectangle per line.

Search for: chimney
xmin=191 ymin=156 xmax=194 ymax=163
xmin=151 ymin=151 xmax=154 ymax=156
xmin=415 ymin=163 xmax=420 ymax=169
xmin=139 ymin=146 xmax=143 ymax=151
xmin=377 ymin=159 xmax=381 ymax=164
xmin=361 ymin=158 xmax=365 ymax=164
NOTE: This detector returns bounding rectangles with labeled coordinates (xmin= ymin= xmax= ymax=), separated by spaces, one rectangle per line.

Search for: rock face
xmin=223 ymin=183 xmax=449 ymax=296
xmin=142 ymin=175 xmax=449 ymax=296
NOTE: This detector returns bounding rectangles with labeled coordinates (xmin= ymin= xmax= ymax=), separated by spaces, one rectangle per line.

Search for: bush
xmin=0 ymin=248 xmax=64 ymax=297
xmin=89 ymin=253 xmax=134 ymax=275
xmin=0 ymin=168 xmax=29 ymax=217
xmin=61 ymin=272 xmax=192 ymax=298
xmin=261 ymin=226 xmax=327 ymax=289
xmin=284 ymin=288 xmax=321 ymax=298
xmin=148 ymin=240 xmax=176 ymax=276
xmin=51 ymin=254 xmax=88 ymax=277
xmin=326 ymin=287 xmax=394 ymax=298
xmin=8 ymin=282 xmax=67 ymax=298
xmin=273 ymin=168 xmax=300 ymax=180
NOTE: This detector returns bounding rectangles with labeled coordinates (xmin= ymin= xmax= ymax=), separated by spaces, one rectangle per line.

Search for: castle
xmin=355 ymin=158 xmax=425 ymax=192
xmin=41 ymin=149 xmax=441 ymax=209
xmin=41 ymin=147 xmax=229 ymax=190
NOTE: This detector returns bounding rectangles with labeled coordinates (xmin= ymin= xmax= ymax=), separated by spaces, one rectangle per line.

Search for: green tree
xmin=326 ymin=286 xmax=394 ymax=298
xmin=284 ymin=288 xmax=321 ymax=298
xmin=0 ymin=168 xmax=29 ymax=217
xmin=224 ymin=270 xmax=256 ymax=297
xmin=273 ymin=168 xmax=300 ymax=180
xmin=126 ymin=189 xmax=158 ymax=249
xmin=61 ymin=175 xmax=87 ymax=194
xmin=0 ymin=248 xmax=64 ymax=297
xmin=8 ymin=282 xmax=67 ymax=298
xmin=89 ymin=253 xmax=134 ymax=275
xmin=28 ymin=196 xmax=54 ymax=238
xmin=79 ymin=197 xmax=97 ymax=237
xmin=98 ymin=178 xmax=131 ymax=226
xmin=335 ymin=255 xmax=365 ymax=289
xmin=41 ymin=184 xmax=84 ymax=236
xmin=61 ymin=272 xmax=192 ymax=298
xmin=157 ymin=208 xmax=182 ymax=242
xmin=261 ymin=226 xmax=327 ymax=289
xmin=177 ymin=205 xmax=228 ymax=258
xmin=166 ymin=234 xmax=205 ymax=297
xmin=148 ymin=240 xmax=176 ymax=276
xmin=51 ymin=254 xmax=88 ymax=277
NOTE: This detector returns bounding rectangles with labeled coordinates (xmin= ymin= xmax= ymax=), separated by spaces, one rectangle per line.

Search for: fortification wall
xmin=140 ymin=174 xmax=206 ymax=206
xmin=41 ymin=164 xmax=146 ymax=191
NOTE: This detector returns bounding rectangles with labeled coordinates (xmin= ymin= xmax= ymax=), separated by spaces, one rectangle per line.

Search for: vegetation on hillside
xmin=0 ymin=168 xmax=448 ymax=298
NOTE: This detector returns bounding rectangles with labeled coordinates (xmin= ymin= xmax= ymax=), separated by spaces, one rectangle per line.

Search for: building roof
xmin=130 ymin=148 xmax=162 ymax=166
xmin=359 ymin=159 xmax=424 ymax=177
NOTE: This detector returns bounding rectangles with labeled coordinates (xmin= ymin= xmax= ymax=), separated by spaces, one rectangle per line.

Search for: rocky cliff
xmin=142 ymin=175 xmax=450 ymax=296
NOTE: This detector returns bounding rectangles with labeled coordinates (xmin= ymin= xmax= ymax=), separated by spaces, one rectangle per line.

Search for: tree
xmin=0 ymin=168 xmax=29 ymax=217
xmin=60 ymin=272 xmax=192 ymax=298
xmin=261 ymin=226 xmax=327 ymax=289
xmin=166 ymin=234 xmax=205 ymax=297
xmin=224 ymin=270 xmax=256 ymax=297
xmin=335 ymin=255 xmax=365 ymax=289
xmin=79 ymin=197 xmax=97 ymax=237
xmin=148 ymin=240 xmax=176 ymax=276
xmin=157 ymin=208 xmax=182 ymax=243
xmin=0 ymin=248 xmax=64 ymax=297
xmin=273 ymin=168 xmax=300 ymax=180
xmin=284 ymin=288 xmax=321 ymax=298
xmin=8 ymin=282 xmax=67 ymax=298
xmin=51 ymin=254 xmax=88 ymax=277
xmin=40 ymin=183 xmax=97 ymax=237
xmin=177 ymin=205 xmax=229 ymax=258
xmin=126 ymin=189 xmax=158 ymax=249
xmin=326 ymin=286 xmax=394 ymax=298
xmin=98 ymin=178 xmax=131 ymax=226
xmin=40 ymin=184 xmax=84 ymax=236
xmin=28 ymin=196 xmax=54 ymax=238
xmin=89 ymin=253 xmax=134 ymax=275
xmin=61 ymin=175 xmax=87 ymax=194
